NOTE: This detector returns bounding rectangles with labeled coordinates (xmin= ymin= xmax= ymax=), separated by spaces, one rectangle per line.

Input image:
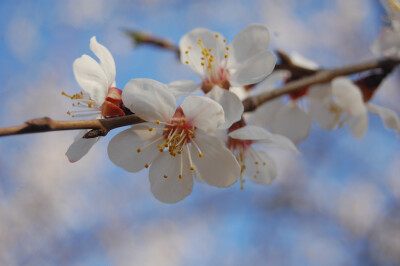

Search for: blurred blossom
xmin=59 ymin=0 xmax=113 ymax=28
xmin=5 ymin=17 xmax=39 ymax=61
xmin=337 ymin=180 xmax=386 ymax=236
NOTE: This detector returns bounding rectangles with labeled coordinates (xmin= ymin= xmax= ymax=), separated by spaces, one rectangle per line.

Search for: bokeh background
xmin=1 ymin=0 xmax=400 ymax=265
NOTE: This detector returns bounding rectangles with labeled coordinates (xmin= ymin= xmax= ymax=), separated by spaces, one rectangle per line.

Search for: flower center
xmin=183 ymin=34 xmax=231 ymax=92
xmin=62 ymin=87 xmax=125 ymax=118
xmin=137 ymin=108 xmax=204 ymax=179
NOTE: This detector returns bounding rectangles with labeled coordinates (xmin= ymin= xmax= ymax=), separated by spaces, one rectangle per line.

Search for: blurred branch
xmin=124 ymin=30 xmax=180 ymax=57
xmin=243 ymin=57 xmax=400 ymax=112
xmin=0 ymin=53 xmax=398 ymax=138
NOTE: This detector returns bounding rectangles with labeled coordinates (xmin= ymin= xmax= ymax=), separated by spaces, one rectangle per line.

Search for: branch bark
xmin=0 ymin=57 xmax=398 ymax=138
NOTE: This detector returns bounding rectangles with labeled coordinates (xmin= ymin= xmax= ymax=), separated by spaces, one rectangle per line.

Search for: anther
xmin=226 ymin=46 xmax=230 ymax=50
xmin=148 ymin=127 xmax=153 ymax=132
xmin=224 ymin=54 xmax=228 ymax=58
xmin=255 ymin=161 xmax=259 ymax=165
xmin=179 ymin=174 xmax=183 ymax=179
xmin=190 ymin=166 xmax=195 ymax=171
xmin=185 ymin=50 xmax=189 ymax=54
xmin=185 ymin=61 xmax=189 ymax=64
xmin=156 ymin=120 xmax=160 ymax=124
xmin=199 ymin=153 xmax=203 ymax=158
xmin=163 ymin=175 xmax=168 ymax=179
xmin=263 ymin=162 xmax=266 ymax=166
xmin=144 ymin=164 xmax=149 ymax=168
xmin=215 ymin=34 xmax=219 ymax=38
xmin=159 ymin=149 xmax=164 ymax=152
xmin=137 ymin=148 xmax=141 ymax=153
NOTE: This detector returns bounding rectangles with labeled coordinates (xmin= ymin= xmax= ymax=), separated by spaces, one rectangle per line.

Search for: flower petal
xmin=149 ymin=150 xmax=193 ymax=204
xmin=73 ymin=54 xmax=108 ymax=105
xmin=244 ymin=148 xmax=277 ymax=185
xmin=228 ymin=125 xmax=298 ymax=153
xmin=269 ymin=104 xmax=312 ymax=144
xmin=308 ymin=83 xmax=332 ymax=100
xmin=168 ymin=80 xmax=201 ymax=98
xmin=66 ymin=130 xmax=99 ymax=163
xmin=206 ymin=86 xmax=243 ymax=129
xmin=90 ymin=36 xmax=116 ymax=87
xmin=332 ymin=77 xmax=366 ymax=116
xmin=190 ymin=130 xmax=240 ymax=187
xmin=348 ymin=113 xmax=368 ymax=138
xmin=229 ymin=50 xmax=277 ymax=87
xmin=107 ymin=123 xmax=164 ymax=172
xmin=122 ymin=79 xmax=176 ymax=122
xmin=228 ymin=24 xmax=271 ymax=68
xmin=308 ymin=98 xmax=338 ymax=130
xmin=181 ymin=96 xmax=225 ymax=132
xmin=367 ymin=103 xmax=400 ymax=135
xmin=179 ymin=28 xmax=225 ymax=77
xmin=247 ymin=98 xmax=284 ymax=128
xmin=290 ymin=51 xmax=319 ymax=70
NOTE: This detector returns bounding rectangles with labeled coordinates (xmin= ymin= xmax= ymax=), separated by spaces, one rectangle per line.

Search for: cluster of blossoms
xmin=64 ymin=18 xmax=400 ymax=203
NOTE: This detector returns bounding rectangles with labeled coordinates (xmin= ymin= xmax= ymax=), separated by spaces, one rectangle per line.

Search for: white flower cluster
xmin=63 ymin=21 xmax=400 ymax=203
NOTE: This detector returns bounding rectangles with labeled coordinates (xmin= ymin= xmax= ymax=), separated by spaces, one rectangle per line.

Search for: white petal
xmin=90 ymin=36 xmax=116 ymax=87
xmin=244 ymin=148 xmax=277 ymax=185
xmin=308 ymin=98 xmax=337 ymax=130
xmin=168 ymin=80 xmax=201 ymax=98
xmin=269 ymin=104 xmax=312 ymax=144
xmin=73 ymin=54 xmax=108 ymax=105
xmin=149 ymin=151 xmax=193 ymax=204
xmin=254 ymin=70 xmax=290 ymax=94
xmin=181 ymin=96 xmax=225 ymax=132
xmin=206 ymin=86 xmax=243 ymax=129
xmin=247 ymin=98 xmax=284 ymax=127
xmin=367 ymin=103 xmax=400 ymax=135
xmin=228 ymin=125 xmax=298 ymax=152
xmin=308 ymin=83 xmax=332 ymax=100
xmin=190 ymin=130 xmax=240 ymax=187
xmin=229 ymin=50 xmax=277 ymax=87
xmin=179 ymin=28 xmax=225 ymax=77
xmin=107 ymin=123 xmax=164 ymax=172
xmin=228 ymin=24 xmax=271 ymax=68
xmin=66 ymin=130 xmax=99 ymax=163
xmin=348 ymin=113 xmax=368 ymax=138
xmin=229 ymin=86 xmax=248 ymax=100
xmin=371 ymin=26 xmax=400 ymax=57
xmin=122 ymin=79 xmax=176 ymax=122
xmin=290 ymin=51 xmax=319 ymax=70
xmin=332 ymin=77 xmax=366 ymax=116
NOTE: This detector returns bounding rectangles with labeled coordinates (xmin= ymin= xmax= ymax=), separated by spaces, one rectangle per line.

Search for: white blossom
xmin=227 ymin=125 xmax=298 ymax=188
xmin=64 ymin=36 xmax=124 ymax=162
xmin=108 ymin=79 xmax=241 ymax=203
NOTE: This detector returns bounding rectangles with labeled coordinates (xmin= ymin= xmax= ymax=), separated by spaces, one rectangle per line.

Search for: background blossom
xmin=0 ymin=1 xmax=400 ymax=265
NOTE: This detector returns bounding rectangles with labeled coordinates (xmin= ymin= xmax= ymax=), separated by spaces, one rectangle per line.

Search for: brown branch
xmin=0 ymin=57 xmax=398 ymax=138
xmin=242 ymin=57 xmax=400 ymax=112
xmin=0 ymin=115 xmax=144 ymax=138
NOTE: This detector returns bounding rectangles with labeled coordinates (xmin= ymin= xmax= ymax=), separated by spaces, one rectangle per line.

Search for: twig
xmin=242 ymin=57 xmax=400 ymax=112
xmin=0 ymin=57 xmax=398 ymax=138
xmin=0 ymin=115 xmax=144 ymax=138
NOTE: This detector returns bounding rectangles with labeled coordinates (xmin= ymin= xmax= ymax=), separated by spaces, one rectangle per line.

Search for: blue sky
xmin=0 ymin=0 xmax=400 ymax=265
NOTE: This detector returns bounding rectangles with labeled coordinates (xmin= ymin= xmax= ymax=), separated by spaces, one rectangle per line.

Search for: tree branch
xmin=243 ymin=57 xmax=400 ymax=112
xmin=0 ymin=115 xmax=144 ymax=138
xmin=0 ymin=57 xmax=398 ymax=138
